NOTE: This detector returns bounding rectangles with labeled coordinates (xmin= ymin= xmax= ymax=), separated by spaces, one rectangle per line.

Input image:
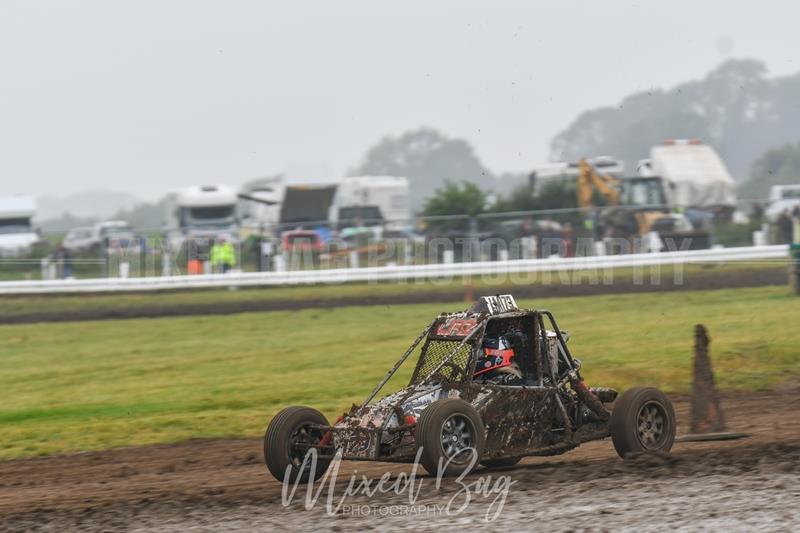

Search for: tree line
xmin=41 ymin=58 xmax=800 ymax=231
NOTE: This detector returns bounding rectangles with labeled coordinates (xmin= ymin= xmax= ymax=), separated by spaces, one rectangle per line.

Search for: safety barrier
xmin=0 ymin=245 xmax=788 ymax=295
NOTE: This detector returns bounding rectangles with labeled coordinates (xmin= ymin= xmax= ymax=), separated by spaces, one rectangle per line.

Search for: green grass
xmin=0 ymin=261 xmax=787 ymax=319
xmin=0 ymin=285 xmax=798 ymax=459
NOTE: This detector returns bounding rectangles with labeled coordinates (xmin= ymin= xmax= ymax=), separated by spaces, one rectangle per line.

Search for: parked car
xmin=64 ymin=220 xmax=139 ymax=253
xmin=95 ymin=220 xmax=137 ymax=251
xmin=281 ymin=229 xmax=326 ymax=253
xmin=765 ymin=185 xmax=800 ymax=222
xmin=62 ymin=226 xmax=96 ymax=252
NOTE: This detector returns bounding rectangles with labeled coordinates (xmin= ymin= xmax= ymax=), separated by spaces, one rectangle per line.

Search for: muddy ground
xmin=2 ymin=266 xmax=789 ymax=324
xmin=1 ymin=389 xmax=798 ymax=531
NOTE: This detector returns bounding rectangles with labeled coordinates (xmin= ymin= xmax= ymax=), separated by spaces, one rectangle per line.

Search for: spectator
xmin=53 ymin=243 xmax=73 ymax=279
xmin=562 ymin=222 xmax=575 ymax=257
xmin=777 ymin=210 xmax=793 ymax=244
xmin=210 ymin=235 xmax=236 ymax=273
xmin=793 ymin=205 xmax=800 ymax=243
xmin=260 ymin=238 xmax=274 ymax=271
xmin=751 ymin=202 xmax=764 ymax=225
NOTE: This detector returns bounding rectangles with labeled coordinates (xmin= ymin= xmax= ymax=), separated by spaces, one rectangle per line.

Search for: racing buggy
xmin=264 ymin=295 xmax=676 ymax=482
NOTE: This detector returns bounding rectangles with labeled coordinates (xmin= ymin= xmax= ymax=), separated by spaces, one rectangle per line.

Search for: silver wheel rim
xmin=636 ymin=401 xmax=667 ymax=448
xmin=440 ymin=414 xmax=474 ymax=463
xmin=289 ymin=424 xmax=321 ymax=472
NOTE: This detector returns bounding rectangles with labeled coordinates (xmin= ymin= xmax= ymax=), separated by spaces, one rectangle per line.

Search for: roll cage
xmin=363 ymin=305 xmax=582 ymax=407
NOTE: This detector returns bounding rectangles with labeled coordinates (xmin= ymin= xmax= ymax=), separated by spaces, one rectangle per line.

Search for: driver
xmin=474 ymin=335 xmax=523 ymax=386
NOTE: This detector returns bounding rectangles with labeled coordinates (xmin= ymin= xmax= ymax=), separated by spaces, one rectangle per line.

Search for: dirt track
xmin=1 ymin=266 xmax=789 ymax=324
xmin=1 ymin=389 xmax=798 ymax=531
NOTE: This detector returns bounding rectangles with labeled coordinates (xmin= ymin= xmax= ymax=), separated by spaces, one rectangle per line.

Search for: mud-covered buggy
xmin=264 ymin=295 xmax=675 ymax=482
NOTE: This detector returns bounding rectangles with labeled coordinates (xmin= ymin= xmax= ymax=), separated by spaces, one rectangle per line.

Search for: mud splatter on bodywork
xmin=325 ymin=297 xmax=616 ymax=463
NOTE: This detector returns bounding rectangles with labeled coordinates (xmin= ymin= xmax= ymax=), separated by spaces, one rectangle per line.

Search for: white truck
xmin=330 ymin=176 xmax=410 ymax=231
xmin=0 ymin=195 xmax=39 ymax=256
xmin=163 ymin=185 xmax=239 ymax=249
xmin=639 ymin=139 xmax=736 ymax=210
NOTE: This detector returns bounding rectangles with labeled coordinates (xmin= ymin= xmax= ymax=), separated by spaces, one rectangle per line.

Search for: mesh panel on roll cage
xmin=360 ymin=316 xmax=486 ymax=409
xmin=408 ymin=335 xmax=480 ymax=385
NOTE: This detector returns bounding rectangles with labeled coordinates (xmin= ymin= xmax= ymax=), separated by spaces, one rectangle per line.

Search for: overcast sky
xmin=2 ymin=1 xmax=799 ymax=201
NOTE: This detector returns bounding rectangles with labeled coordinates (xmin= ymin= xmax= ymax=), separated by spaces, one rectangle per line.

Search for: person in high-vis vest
xmin=210 ymin=235 xmax=236 ymax=273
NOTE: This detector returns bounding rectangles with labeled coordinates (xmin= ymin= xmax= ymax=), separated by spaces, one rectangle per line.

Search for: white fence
xmin=0 ymin=245 xmax=789 ymax=295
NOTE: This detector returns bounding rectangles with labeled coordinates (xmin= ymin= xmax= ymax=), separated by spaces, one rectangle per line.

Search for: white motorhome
xmin=0 ymin=195 xmax=39 ymax=255
xmin=529 ymin=156 xmax=625 ymax=195
xmin=164 ymin=185 xmax=239 ymax=248
xmin=643 ymin=140 xmax=736 ymax=209
xmin=331 ymin=176 xmax=410 ymax=229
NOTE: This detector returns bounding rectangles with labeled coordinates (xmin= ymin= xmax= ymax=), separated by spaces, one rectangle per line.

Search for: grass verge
xmin=0 ymin=285 xmax=798 ymax=459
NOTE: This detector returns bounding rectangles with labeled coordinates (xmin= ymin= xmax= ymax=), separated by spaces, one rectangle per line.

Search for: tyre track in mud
xmin=1 ymin=389 xmax=798 ymax=531
xmin=1 ymin=266 xmax=789 ymax=325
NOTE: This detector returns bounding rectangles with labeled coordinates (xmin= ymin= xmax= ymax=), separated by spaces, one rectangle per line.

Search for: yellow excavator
xmin=576 ymin=158 xmax=709 ymax=249
xmin=577 ymin=158 xmax=667 ymax=236
xmin=577 ymin=159 xmax=620 ymax=209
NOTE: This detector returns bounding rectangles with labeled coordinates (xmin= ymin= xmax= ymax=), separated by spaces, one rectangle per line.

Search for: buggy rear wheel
xmin=264 ymin=406 xmax=331 ymax=483
xmin=416 ymin=398 xmax=485 ymax=477
xmin=610 ymin=387 xmax=676 ymax=458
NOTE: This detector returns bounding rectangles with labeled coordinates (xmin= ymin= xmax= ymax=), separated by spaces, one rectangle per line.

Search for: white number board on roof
xmin=482 ymin=294 xmax=518 ymax=314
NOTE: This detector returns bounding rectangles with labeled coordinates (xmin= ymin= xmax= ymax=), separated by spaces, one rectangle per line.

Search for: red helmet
xmin=474 ymin=336 xmax=515 ymax=377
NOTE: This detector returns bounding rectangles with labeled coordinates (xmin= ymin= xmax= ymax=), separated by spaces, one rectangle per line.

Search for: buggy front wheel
xmin=264 ymin=406 xmax=331 ymax=483
xmin=416 ymin=398 xmax=485 ymax=477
